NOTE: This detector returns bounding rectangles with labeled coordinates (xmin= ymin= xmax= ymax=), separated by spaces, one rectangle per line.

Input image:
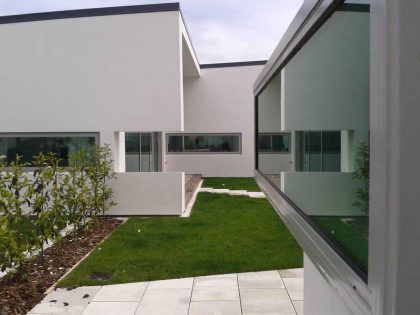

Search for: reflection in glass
xmin=125 ymin=132 xmax=159 ymax=172
xmin=256 ymin=7 xmax=370 ymax=274
xmin=167 ymin=134 xmax=240 ymax=153
xmin=0 ymin=135 xmax=97 ymax=166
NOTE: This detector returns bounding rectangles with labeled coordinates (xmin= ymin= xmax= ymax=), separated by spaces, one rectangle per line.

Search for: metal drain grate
xmin=89 ymin=272 xmax=112 ymax=281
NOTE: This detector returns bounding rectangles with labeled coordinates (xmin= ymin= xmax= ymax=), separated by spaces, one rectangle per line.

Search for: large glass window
xmin=0 ymin=133 xmax=98 ymax=166
xmin=167 ymin=134 xmax=240 ymax=153
xmin=256 ymin=5 xmax=370 ymax=277
xmin=125 ymin=132 xmax=159 ymax=172
xmin=297 ymin=131 xmax=341 ymax=172
xmin=258 ymin=133 xmax=290 ymax=153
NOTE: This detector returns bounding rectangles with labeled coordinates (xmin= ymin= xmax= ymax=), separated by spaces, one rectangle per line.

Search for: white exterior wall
xmin=164 ymin=65 xmax=263 ymax=177
xmin=109 ymin=172 xmax=185 ymax=216
xmin=281 ymin=11 xmax=369 ymax=132
xmin=0 ymin=11 xmax=184 ymax=133
xmin=304 ymin=254 xmax=353 ymax=315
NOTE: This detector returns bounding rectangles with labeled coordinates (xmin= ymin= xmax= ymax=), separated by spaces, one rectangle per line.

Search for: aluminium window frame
xmin=166 ymin=133 xmax=242 ymax=155
xmin=254 ymin=1 xmax=372 ymax=315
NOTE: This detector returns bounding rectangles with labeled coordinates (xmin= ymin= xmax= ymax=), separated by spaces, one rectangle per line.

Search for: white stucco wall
xmin=304 ymin=254 xmax=353 ymax=315
xmin=0 ymin=11 xmax=184 ymax=133
xmin=164 ymin=65 xmax=263 ymax=177
xmin=281 ymin=11 xmax=370 ymax=132
xmin=109 ymin=172 xmax=185 ymax=216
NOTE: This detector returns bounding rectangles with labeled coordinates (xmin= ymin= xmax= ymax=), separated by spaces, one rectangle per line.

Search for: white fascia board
xmin=179 ymin=13 xmax=200 ymax=78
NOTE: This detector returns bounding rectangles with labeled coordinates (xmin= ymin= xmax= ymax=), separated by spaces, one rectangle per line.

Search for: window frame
xmin=166 ymin=133 xmax=242 ymax=155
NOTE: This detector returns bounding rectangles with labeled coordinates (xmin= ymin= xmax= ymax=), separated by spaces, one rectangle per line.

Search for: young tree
xmin=30 ymin=153 xmax=66 ymax=265
xmin=0 ymin=155 xmax=34 ymax=279
xmin=86 ymin=145 xmax=116 ymax=218
xmin=62 ymin=149 xmax=92 ymax=231
xmin=353 ymin=142 xmax=370 ymax=215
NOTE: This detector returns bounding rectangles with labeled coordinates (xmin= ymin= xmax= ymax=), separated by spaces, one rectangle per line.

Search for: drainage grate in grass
xmin=89 ymin=272 xmax=112 ymax=281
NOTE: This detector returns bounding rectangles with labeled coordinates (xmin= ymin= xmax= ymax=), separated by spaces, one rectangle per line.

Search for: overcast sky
xmin=0 ymin=0 xmax=303 ymax=63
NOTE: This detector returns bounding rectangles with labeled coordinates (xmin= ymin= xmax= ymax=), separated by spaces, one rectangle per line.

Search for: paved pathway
xmin=29 ymin=269 xmax=303 ymax=315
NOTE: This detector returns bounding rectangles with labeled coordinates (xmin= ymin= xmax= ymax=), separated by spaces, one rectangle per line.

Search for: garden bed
xmin=0 ymin=218 xmax=122 ymax=315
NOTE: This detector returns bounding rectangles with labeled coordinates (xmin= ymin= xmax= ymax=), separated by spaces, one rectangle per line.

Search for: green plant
xmin=30 ymin=153 xmax=66 ymax=265
xmin=353 ymin=142 xmax=370 ymax=215
xmin=0 ymin=155 xmax=34 ymax=279
xmin=63 ymin=149 xmax=92 ymax=232
xmin=86 ymin=145 xmax=116 ymax=218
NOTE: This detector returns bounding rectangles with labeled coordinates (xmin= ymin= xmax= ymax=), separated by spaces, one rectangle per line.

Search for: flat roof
xmin=0 ymin=2 xmax=180 ymax=24
xmin=200 ymin=61 xmax=267 ymax=69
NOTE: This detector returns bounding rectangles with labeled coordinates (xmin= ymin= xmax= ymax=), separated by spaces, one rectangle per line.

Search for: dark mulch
xmin=0 ymin=218 xmax=122 ymax=315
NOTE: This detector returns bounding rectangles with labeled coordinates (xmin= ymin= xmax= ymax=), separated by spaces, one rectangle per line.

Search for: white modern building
xmin=1 ymin=1 xmax=420 ymax=314
xmin=0 ymin=3 xmax=264 ymax=216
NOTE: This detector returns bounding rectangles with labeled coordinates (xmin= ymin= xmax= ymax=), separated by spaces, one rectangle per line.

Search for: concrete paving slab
xmin=240 ymin=288 xmax=296 ymax=315
xmin=83 ymin=301 xmax=139 ymax=315
xmin=92 ymin=282 xmax=148 ymax=302
xmin=189 ymin=301 xmax=242 ymax=315
xmin=135 ymin=288 xmax=191 ymax=315
xmin=192 ymin=286 xmax=240 ymax=301
xmin=279 ymin=268 xmax=304 ymax=279
xmin=282 ymin=278 xmax=304 ymax=301
xmin=28 ymin=286 xmax=101 ymax=315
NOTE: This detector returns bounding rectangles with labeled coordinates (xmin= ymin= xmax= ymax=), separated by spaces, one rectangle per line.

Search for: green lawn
xmin=202 ymin=177 xmax=261 ymax=192
xmin=59 ymin=193 xmax=302 ymax=287
xmin=312 ymin=216 xmax=368 ymax=272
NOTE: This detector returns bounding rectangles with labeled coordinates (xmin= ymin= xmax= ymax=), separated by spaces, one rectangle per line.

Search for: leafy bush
xmin=0 ymin=144 xmax=116 ymax=279
xmin=30 ymin=153 xmax=66 ymax=264
xmin=0 ymin=156 xmax=34 ymax=279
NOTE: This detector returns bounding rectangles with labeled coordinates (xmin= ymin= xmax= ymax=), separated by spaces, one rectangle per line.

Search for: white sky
xmin=0 ymin=0 xmax=303 ymax=63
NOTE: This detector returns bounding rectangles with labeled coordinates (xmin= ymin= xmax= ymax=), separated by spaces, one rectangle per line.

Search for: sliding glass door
xmin=125 ymin=132 xmax=159 ymax=172
xmin=296 ymin=131 xmax=341 ymax=172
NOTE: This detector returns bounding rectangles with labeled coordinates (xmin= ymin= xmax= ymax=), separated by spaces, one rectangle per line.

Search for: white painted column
xmin=100 ymin=131 xmax=125 ymax=173
xmin=370 ymin=0 xmax=420 ymax=314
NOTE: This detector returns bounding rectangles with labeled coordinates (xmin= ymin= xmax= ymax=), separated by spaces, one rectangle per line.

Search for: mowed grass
xmin=202 ymin=177 xmax=261 ymax=192
xmin=59 ymin=193 xmax=302 ymax=287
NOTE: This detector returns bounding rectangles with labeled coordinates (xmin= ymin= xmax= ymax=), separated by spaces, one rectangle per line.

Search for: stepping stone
xmin=212 ymin=189 xmax=230 ymax=194
xmin=248 ymin=192 xmax=266 ymax=198
xmin=199 ymin=188 xmax=214 ymax=193
xmin=229 ymin=190 xmax=248 ymax=196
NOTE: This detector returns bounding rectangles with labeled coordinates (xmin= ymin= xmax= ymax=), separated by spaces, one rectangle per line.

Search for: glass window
xmin=125 ymin=132 xmax=159 ymax=172
xmin=258 ymin=134 xmax=290 ymax=153
xmin=256 ymin=5 xmax=370 ymax=277
xmin=167 ymin=134 xmax=240 ymax=153
xmin=0 ymin=134 xmax=98 ymax=167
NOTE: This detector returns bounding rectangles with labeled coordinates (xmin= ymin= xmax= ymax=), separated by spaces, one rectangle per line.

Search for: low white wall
xmin=281 ymin=172 xmax=364 ymax=216
xmin=109 ymin=172 xmax=185 ymax=216
xmin=304 ymin=254 xmax=353 ymax=315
